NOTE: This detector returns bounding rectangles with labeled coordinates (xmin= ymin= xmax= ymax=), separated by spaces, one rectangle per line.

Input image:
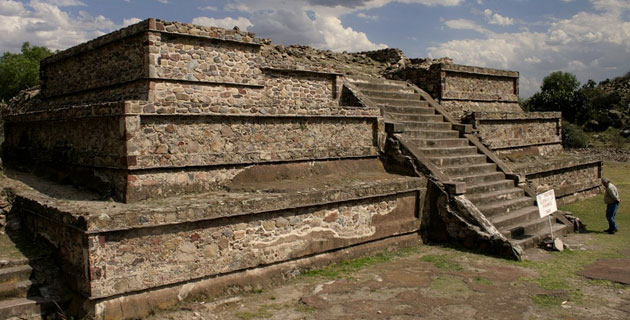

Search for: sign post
xmin=536 ymin=189 xmax=557 ymax=239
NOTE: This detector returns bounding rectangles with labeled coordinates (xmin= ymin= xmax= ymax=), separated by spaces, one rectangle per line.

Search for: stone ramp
xmin=347 ymin=77 xmax=572 ymax=252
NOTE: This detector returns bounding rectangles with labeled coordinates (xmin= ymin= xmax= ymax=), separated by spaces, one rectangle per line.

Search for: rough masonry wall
xmin=441 ymin=101 xmax=522 ymax=121
xmin=126 ymin=116 xmax=378 ymax=169
xmin=126 ymin=167 xmax=246 ymax=202
xmin=471 ymin=112 xmax=562 ymax=152
xmin=3 ymin=116 xmax=127 ymax=169
xmin=87 ymin=192 xmax=420 ymax=298
xmin=509 ymin=157 xmax=602 ymax=204
xmin=145 ymin=71 xmax=338 ymax=115
xmin=40 ymin=81 xmax=150 ymax=109
xmin=440 ymin=67 xmax=521 ymax=121
xmin=442 ymin=72 xmax=518 ymax=100
xmin=18 ymin=205 xmax=90 ymax=295
xmin=149 ymin=32 xmax=263 ymax=86
xmin=392 ymin=63 xmax=521 ymax=121
xmin=40 ymin=33 xmax=148 ymax=99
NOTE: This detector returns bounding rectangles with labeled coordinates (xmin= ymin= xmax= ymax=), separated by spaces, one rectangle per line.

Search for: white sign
xmin=536 ymin=189 xmax=557 ymax=218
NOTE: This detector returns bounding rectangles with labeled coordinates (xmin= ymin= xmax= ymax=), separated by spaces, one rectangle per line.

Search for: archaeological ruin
xmin=0 ymin=19 xmax=602 ymax=319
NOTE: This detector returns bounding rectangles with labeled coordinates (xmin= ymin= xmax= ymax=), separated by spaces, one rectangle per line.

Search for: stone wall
xmin=40 ymin=33 xmax=148 ymax=99
xmin=127 ymin=116 xmax=378 ymax=169
xmin=392 ymin=63 xmax=521 ymax=121
xmin=468 ymin=112 xmax=563 ymax=154
xmin=88 ymin=192 xmax=420 ymax=298
xmin=3 ymin=18 xmax=386 ymax=202
xmin=3 ymin=115 xmax=127 ymax=169
xmin=510 ymin=156 xmax=602 ymax=205
xmin=441 ymin=101 xmax=522 ymax=121
xmin=3 ymin=167 xmax=425 ymax=300
xmin=150 ymin=32 xmax=264 ymax=86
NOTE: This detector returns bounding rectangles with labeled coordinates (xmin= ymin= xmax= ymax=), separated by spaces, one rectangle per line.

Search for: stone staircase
xmin=347 ymin=77 xmax=570 ymax=250
xmin=0 ymin=221 xmax=67 ymax=319
xmin=0 ymin=260 xmax=51 ymax=320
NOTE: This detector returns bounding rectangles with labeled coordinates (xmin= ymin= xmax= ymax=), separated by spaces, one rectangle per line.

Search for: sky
xmin=1 ymin=0 xmax=629 ymax=98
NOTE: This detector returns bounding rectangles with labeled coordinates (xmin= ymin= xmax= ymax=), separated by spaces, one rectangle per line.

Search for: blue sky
xmin=1 ymin=0 xmax=629 ymax=97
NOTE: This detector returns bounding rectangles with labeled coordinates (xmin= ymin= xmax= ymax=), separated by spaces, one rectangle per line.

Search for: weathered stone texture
xmin=441 ymin=100 xmax=522 ymax=121
xmin=40 ymin=81 xmax=150 ymax=108
xmin=40 ymin=33 xmax=148 ymax=98
xmin=262 ymin=70 xmax=336 ymax=108
xmin=88 ymin=193 xmax=419 ymax=298
xmin=18 ymin=205 xmax=89 ymax=295
xmin=443 ymin=72 xmax=517 ymax=98
xmin=148 ymin=71 xmax=337 ymax=112
xmin=151 ymin=32 xmax=263 ymax=85
xmin=126 ymin=167 xmax=246 ymax=201
xmin=510 ymin=157 xmax=602 ymax=204
xmin=156 ymin=20 xmax=263 ymax=45
xmin=128 ymin=116 xmax=378 ymax=169
xmin=3 ymin=116 xmax=127 ymax=168
xmin=471 ymin=112 xmax=562 ymax=151
xmin=392 ymin=63 xmax=520 ymax=121
xmin=149 ymin=81 xmax=263 ymax=110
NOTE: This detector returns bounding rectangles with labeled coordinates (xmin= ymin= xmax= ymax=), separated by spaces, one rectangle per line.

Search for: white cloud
xmin=483 ymin=9 xmax=514 ymax=26
xmin=0 ymin=0 xmax=25 ymax=15
xmin=191 ymin=16 xmax=253 ymax=31
xmin=311 ymin=15 xmax=387 ymax=51
xmin=43 ymin=0 xmax=86 ymax=6
xmin=199 ymin=6 xmax=218 ymax=11
xmin=0 ymin=0 xmax=119 ymax=53
xmin=444 ymin=19 xmax=490 ymax=34
xmin=122 ymin=17 xmax=142 ymax=27
xmin=156 ymin=0 xmax=168 ymax=3
xmin=357 ymin=12 xmax=379 ymax=20
xmin=429 ymin=0 xmax=630 ymax=98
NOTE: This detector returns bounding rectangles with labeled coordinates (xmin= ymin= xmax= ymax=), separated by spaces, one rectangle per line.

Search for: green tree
xmin=524 ymin=71 xmax=586 ymax=123
xmin=541 ymin=71 xmax=580 ymax=94
xmin=0 ymin=42 xmax=54 ymax=103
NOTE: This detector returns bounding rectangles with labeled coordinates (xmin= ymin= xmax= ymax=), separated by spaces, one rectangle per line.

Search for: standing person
xmin=602 ymin=178 xmax=621 ymax=234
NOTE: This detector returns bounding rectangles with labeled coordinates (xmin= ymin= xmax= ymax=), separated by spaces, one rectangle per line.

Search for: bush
xmin=562 ymin=121 xmax=589 ymax=148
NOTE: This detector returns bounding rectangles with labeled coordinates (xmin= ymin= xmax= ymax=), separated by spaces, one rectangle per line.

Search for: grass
xmin=512 ymin=161 xmax=630 ymax=308
xmin=235 ymin=304 xmax=283 ymax=320
xmin=420 ymin=254 xmax=464 ymax=271
xmin=302 ymin=246 xmax=418 ymax=279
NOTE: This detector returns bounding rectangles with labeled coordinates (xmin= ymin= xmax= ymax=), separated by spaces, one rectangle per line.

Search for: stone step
xmin=373 ymin=98 xmax=423 ymax=106
xmin=429 ymin=154 xmax=488 ymax=167
xmin=0 ymin=265 xmax=32 ymax=286
xmin=502 ymin=216 xmax=550 ymax=238
xmin=467 ymin=187 xmax=525 ymax=206
xmin=352 ymin=82 xmax=415 ymax=93
xmin=453 ymin=172 xmax=505 ymax=185
xmin=490 ymin=206 xmax=540 ymax=229
xmin=360 ymin=89 xmax=421 ymax=100
xmin=417 ymin=146 xmax=478 ymax=157
xmin=0 ymin=279 xmax=34 ymax=299
xmin=477 ymin=196 xmax=535 ymax=217
xmin=383 ymin=104 xmax=431 ymax=114
xmin=387 ymin=113 xmax=443 ymax=122
xmin=441 ymin=163 xmax=497 ymax=177
xmin=510 ymin=222 xmax=571 ymax=250
xmin=0 ymin=297 xmax=54 ymax=320
xmin=399 ymin=121 xmax=452 ymax=131
xmin=410 ymin=138 xmax=469 ymax=148
xmin=465 ymin=179 xmax=516 ymax=195
xmin=404 ymin=130 xmax=460 ymax=140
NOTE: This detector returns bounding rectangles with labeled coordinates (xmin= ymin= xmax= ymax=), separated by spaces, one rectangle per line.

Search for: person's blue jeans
xmin=606 ymin=202 xmax=619 ymax=231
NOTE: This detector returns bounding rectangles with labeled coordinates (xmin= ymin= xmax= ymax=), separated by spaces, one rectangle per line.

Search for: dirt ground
xmin=148 ymin=233 xmax=630 ymax=320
